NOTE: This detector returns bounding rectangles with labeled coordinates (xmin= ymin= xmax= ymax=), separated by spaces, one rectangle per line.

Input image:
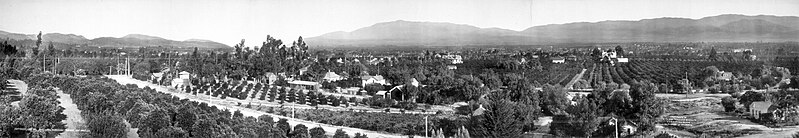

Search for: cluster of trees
xmin=181 ymin=81 xmax=362 ymax=108
xmin=549 ymin=80 xmax=666 ymax=137
xmin=587 ymin=59 xmax=779 ymax=93
xmin=464 ymin=75 xmax=571 ymax=137
xmin=0 ymin=83 xmax=66 ymax=137
xmin=267 ymin=107 xmax=436 ymax=136
xmin=23 ymin=71 xmax=370 ymax=138
xmin=177 ymin=36 xmax=311 ymax=83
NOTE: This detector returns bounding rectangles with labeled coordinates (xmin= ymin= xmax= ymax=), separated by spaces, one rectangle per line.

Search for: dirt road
xmin=54 ymin=88 xmax=89 ymax=138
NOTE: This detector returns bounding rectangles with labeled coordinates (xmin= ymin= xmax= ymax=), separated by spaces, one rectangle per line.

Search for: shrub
xmin=394 ymin=101 xmax=418 ymax=110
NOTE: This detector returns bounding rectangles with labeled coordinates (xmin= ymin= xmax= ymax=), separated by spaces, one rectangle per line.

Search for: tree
xmin=175 ymin=106 xmax=197 ymax=132
xmin=297 ymin=91 xmax=307 ymax=104
xmin=739 ymin=91 xmax=768 ymax=110
xmin=549 ymin=96 xmax=600 ymax=137
xmin=333 ymin=129 xmax=349 ymax=138
xmin=340 ymin=96 xmax=349 ymax=107
xmin=291 ymin=124 xmax=310 ymax=138
xmin=155 ymin=126 xmax=189 ymax=138
xmin=721 ymin=97 xmax=739 ymax=112
xmin=364 ymin=84 xmax=384 ymax=95
xmin=541 ymin=84 xmax=569 ymax=115
xmin=318 ymin=93 xmax=328 ymax=105
xmin=277 ymin=118 xmax=291 ymax=136
xmin=330 ymin=95 xmax=340 ymax=106
xmin=470 ymin=94 xmax=525 ymax=137
xmin=353 ymin=133 xmax=367 ymax=138
xmin=233 ymin=110 xmax=244 ymax=118
xmin=140 ymin=108 xmax=171 ymax=136
xmin=614 ymin=45 xmax=624 ymax=57
xmin=309 ymin=127 xmax=326 ymax=138
xmin=87 ymin=113 xmax=129 ymax=138
xmin=309 ymin=92 xmax=318 ymax=106
xmin=192 ymin=118 xmax=235 ymax=138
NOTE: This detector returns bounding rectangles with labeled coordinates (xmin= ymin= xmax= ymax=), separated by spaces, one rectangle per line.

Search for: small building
xmin=616 ymin=58 xmax=629 ymax=63
xmin=288 ymin=80 xmax=320 ymax=91
xmin=750 ymin=101 xmax=774 ymax=119
xmin=551 ymin=57 xmax=565 ymax=64
xmin=342 ymin=87 xmax=361 ymax=95
xmin=178 ymin=71 xmax=191 ymax=79
xmin=361 ymin=75 xmax=388 ymax=87
xmin=717 ymin=71 xmax=733 ymax=81
xmin=171 ymin=71 xmax=191 ymax=89
xmin=375 ymin=90 xmax=390 ymax=99
xmin=322 ymin=72 xmax=344 ymax=82
xmin=151 ymin=72 xmax=164 ymax=82
xmin=264 ymin=72 xmax=278 ymax=85
xmin=299 ymin=66 xmax=310 ymax=76
xmin=566 ymin=55 xmax=578 ymax=61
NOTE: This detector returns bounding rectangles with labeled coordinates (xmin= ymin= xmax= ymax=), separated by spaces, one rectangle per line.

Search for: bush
xmin=86 ymin=112 xmax=129 ymax=138
xmin=367 ymin=97 xmax=396 ymax=108
xmin=394 ymin=101 xmax=418 ymax=110
xmin=364 ymin=84 xmax=385 ymax=96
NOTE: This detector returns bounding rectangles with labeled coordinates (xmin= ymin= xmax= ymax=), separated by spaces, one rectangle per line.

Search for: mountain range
xmin=0 ymin=31 xmax=231 ymax=50
xmin=307 ymin=14 xmax=799 ymax=47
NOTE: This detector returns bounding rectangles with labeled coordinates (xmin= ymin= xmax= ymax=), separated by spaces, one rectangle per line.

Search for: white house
xmin=551 ymin=57 xmax=565 ymax=63
xmin=750 ymin=101 xmax=773 ymax=119
xmin=289 ymin=80 xmax=320 ymax=91
xmin=361 ymin=75 xmax=388 ymax=87
xmin=616 ymin=58 xmax=629 ymax=63
xmin=322 ymin=71 xmax=344 ymax=82
xmin=171 ymin=71 xmax=191 ymax=89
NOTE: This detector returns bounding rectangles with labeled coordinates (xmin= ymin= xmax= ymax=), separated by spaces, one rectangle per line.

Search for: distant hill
xmin=308 ymin=14 xmax=799 ymax=47
xmin=0 ymin=31 xmax=231 ymax=50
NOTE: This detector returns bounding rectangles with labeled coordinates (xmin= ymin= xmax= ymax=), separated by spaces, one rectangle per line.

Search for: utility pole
xmin=610 ymin=117 xmax=618 ymax=138
xmin=425 ymin=116 xmax=429 ymax=138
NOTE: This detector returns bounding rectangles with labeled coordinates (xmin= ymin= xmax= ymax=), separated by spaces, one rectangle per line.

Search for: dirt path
xmin=565 ymin=69 xmax=588 ymax=89
xmin=54 ymin=88 xmax=89 ymax=138
xmin=7 ymin=80 xmax=27 ymax=106
xmin=107 ymin=75 xmax=415 ymax=138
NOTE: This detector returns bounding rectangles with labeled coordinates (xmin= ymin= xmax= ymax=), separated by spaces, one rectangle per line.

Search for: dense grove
xmin=23 ymin=72 xmax=371 ymax=138
xmin=0 ymin=81 xmax=66 ymax=137
xmin=584 ymin=59 xmax=789 ymax=92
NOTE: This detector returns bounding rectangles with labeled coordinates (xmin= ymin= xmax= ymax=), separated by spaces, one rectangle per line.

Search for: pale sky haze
xmin=0 ymin=0 xmax=797 ymax=46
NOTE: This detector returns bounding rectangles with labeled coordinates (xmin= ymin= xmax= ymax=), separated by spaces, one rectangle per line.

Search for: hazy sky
xmin=1 ymin=0 xmax=797 ymax=46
